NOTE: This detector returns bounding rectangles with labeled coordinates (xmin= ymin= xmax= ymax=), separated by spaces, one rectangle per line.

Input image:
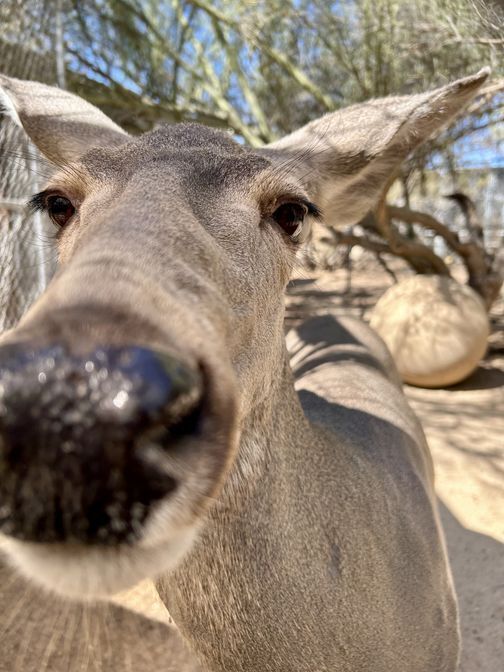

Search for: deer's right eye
xmin=46 ymin=195 xmax=75 ymax=228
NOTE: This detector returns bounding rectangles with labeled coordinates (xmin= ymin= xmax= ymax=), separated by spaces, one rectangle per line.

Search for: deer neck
xmin=158 ymin=341 xmax=315 ymax=668
xmin=225 ymin=340 xmax=308 ymax=497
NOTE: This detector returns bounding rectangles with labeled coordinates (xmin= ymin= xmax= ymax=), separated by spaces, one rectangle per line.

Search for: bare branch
xmin=325 ymin=230 xmax=392 ymax=256
xmin=323 ymin=223 xmax=450 ymax=277
xmin=386 ymin=204 xmax=503 ymax=309
xmin=444 ymin=193 xmax=484 ymax=245
xmin=442 ymin=37 xmax=504 ymax=46
xmin=387 ymin=205 xmax=464 ymax=253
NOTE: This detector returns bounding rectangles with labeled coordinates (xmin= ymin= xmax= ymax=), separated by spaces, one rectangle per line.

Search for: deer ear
xmin=263 ymin=69 xmax=490 ymax=226
xmin=0 ymin=75 xmax=128 ymax=165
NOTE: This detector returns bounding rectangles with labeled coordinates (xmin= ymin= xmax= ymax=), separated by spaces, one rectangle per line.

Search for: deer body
xmin=160 ymin=315 xmax=457 ymax=671
xmin=0 ymin=69 xmax=489 ymax=671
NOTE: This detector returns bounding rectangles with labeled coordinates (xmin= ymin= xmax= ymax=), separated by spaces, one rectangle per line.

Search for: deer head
xmin=0 ymin=69 xmax=488 ymax=598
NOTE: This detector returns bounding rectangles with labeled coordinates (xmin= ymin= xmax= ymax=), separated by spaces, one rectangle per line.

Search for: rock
xmin=370 ymin=275 xmax=489 ymax=387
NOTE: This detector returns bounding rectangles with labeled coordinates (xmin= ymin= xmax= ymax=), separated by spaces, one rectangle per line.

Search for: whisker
xmin=38 ymin=597 xmax=72 ymax=672
xmin=59 ymin=601 xmax=84 ymax=672
xmin=81 ymin=602 xmax=95 ymax=672
xmin=0 ymin=573 xmax=34 ymax=642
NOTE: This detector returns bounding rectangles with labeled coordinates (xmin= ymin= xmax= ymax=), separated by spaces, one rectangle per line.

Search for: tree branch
xmin=386 ymin=203 xmax=503 ymax=309
xmin=185 ymin=0 xmax=335 ymax=110
xmin=387 ymin=205 xmax=464 ymax=253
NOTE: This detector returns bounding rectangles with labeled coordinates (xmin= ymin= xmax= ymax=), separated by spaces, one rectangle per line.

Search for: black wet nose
xmin=0 ymin=344 xmax=202 ymax=544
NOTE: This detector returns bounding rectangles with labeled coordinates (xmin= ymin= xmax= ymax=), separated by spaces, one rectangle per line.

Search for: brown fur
xmin=0 ymin=69 xmax=490 ymax=670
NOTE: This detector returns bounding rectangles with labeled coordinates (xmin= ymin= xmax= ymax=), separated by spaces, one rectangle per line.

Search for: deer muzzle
xmin=0 ymin=343 xmax=204 ymax=545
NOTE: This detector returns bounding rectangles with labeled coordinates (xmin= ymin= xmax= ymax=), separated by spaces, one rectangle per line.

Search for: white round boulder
xmin=370 ymin=275 xmax=489 ymax=388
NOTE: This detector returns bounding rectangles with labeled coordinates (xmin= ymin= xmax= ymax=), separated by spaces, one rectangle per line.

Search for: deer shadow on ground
xmin=437 ymin=502 xmax=504 ymax=672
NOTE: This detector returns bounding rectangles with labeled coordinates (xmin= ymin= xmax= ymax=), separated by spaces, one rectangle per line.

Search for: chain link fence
xmin=0 ymin=3 xmax=57 ymax=333
xmin=1 ymin=128 xmax=42 ymax=332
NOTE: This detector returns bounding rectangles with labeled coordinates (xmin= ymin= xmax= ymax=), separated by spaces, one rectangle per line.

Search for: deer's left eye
xmin=46 ymin=195 xmax=75 ymax=228
xmin=272 ymin=202 xmax=308 ymax=241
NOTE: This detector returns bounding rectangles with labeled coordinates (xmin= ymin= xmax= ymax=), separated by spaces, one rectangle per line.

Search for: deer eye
xmin=272 ymin=202 xmax=308 ymax=241
xmin=46 ymin=195 xmax=75 ymax=228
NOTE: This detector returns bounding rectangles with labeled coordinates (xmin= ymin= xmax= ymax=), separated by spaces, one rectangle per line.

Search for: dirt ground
xmin=286 ymin=259 xmax=504 ymax=672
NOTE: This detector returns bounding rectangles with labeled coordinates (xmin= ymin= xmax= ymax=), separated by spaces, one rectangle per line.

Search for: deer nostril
xmin=0 ymin=344 xmax=203 ymax=544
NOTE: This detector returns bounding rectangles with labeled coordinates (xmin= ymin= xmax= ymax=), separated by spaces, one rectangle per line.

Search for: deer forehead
xmin=44 ymin=124 xmax=302 ymax=296
xmin=75 ymin=124 xmax=272 ymax=194
xmin=48 ymin=124 xmax=311 ymax=238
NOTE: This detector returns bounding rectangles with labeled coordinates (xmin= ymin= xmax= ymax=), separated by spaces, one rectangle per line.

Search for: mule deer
xmin=0 ymin=69 xmax=489 ymax=671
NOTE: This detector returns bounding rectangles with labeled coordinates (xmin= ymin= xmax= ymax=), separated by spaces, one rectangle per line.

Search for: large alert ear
xmin=0 ymin=75 xmax=128 ymax=165
xmin=263 ymin=69 xmax=490 ymax=226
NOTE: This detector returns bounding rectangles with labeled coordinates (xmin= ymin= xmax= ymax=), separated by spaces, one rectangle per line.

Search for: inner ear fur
xmin=0 ymin=74 xmax=128 ymax=166
xmin=262 ymin=68 xmax=490 ymax=226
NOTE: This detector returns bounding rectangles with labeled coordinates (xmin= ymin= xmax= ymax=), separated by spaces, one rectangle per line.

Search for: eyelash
xmin=27 ymin=191 xmax=50 ymax=213
xmin=272 ymin=198 xmax=321 ymax=218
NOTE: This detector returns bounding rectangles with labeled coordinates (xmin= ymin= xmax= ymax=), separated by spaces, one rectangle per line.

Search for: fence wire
xmin=0 ymin=0 xmax=57 ymax=332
